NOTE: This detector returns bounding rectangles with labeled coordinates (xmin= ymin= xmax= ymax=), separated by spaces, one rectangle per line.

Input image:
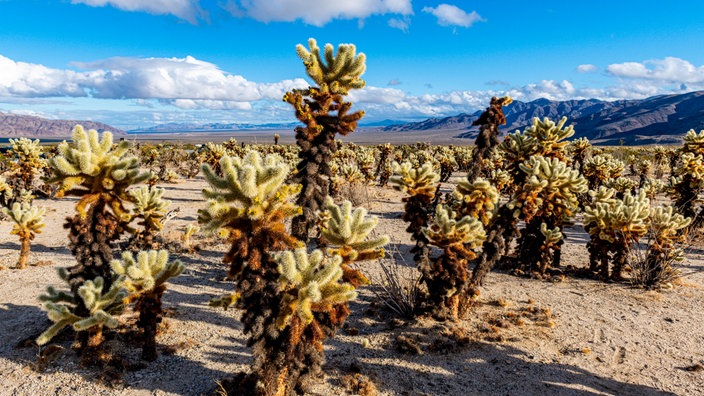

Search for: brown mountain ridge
xmin=0 ymin=112 xmax=124 ymax=138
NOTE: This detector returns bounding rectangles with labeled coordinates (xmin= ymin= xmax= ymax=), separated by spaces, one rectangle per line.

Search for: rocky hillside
xmin=383 ymin=91 xmax=704 ymax=145
xmin=0 ymin=113 xmax=124 ymax=138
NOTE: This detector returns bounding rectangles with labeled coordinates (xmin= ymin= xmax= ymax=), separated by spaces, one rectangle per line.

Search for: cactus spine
xmin=284 ymin=38 xmax=366 ymax=241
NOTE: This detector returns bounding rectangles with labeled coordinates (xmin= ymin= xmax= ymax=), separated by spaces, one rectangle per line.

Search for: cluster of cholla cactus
xmin=200 ymin=150 xmax=361 ymax=395
xmin=421 ymin=205 xmax=486 ymax=319
xmin=389 ymin=161 xmax=440 ymax=265
xmin=40 ymin=126 xmax=151 ymax=351
xmin=583 ymin=188 xmax=650 ymax=280
xmin=583 ymin=154 xmax=625 ymax=189
xmin=111 ymin=250 xmax=184 ymax=361
xmin=2 ymin=201 xmax=45 ymax=269
xmin=285 ymin=38 xmax=366 ymax=241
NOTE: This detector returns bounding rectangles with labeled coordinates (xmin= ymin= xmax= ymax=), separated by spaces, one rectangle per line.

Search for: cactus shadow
xmin=0 ymin=242 xmax=72 ymax=256
xmin=326 ymin=334 xmax=674 ymax=396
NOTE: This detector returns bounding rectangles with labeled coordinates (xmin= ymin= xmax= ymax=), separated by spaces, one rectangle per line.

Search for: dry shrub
xmin=342 ymin=373 xmax=379 ymax=396
xmin=371 ymin=244 xmax=423 ymax=319
xmin=338 ymin=181 xmax=371 ymax=207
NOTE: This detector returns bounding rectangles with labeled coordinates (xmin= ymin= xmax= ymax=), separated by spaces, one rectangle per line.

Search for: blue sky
xmin=1 ymin=0 xmax=703 ymax=130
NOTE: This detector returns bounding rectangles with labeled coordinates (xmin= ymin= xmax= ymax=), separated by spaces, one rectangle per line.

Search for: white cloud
xmin=422 ymin=4 xmax=483 ymax=28
xmin=227 ymin=0 xmax=413 ymax=26
xmin=606 ymin=57 xmax=704 ymax=83
xmin=388 ymin=17 xmax=410 ymax=32
xmin=576 ymin=64 xmax=598 ymax=73
xmin=0 ymin=54 xmax=308 ymax=107
xmin=72 ymin=0 xmax=204 ymax=24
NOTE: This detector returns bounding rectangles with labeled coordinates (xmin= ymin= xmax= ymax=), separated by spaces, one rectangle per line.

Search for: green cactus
xmin=584 ymin=189 xmax=650 ymax=280
xmin=390 ymin=161 xmax=440 ymax=265
xmin=318 ymin=197 xmax=390 ymax=287
xmin=510 ymin=156 xmax=587 ymax=275
xmin=37 ymin=274 xmax=127 ymax=347
xmin=128 ymin=186 xmax=171 ymax=250
xmin=285 ymin=38 xmax=366 ymax=241
xmin=45 ymin=125 xmax=149 ymax=349
xmin=111 ymin=250 xmax=184 ymax=361
xmin=420 ymin=204 xmax=486 ymax=319
xmin=8 ymin=137 xmax=45 ymax=193
xmin=2 ymin=201 xmax=45 ymax=269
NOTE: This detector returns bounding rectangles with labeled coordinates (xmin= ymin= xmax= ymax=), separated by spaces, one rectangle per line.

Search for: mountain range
xmin=0 ymin=112 xmax=124 ymax=138
xmin=382 ymin=91 xmax=704 ymax=145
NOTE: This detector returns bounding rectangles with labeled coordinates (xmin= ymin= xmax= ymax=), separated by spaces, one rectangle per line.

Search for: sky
xmin=0 ymin=0 xmax=703 ymax=130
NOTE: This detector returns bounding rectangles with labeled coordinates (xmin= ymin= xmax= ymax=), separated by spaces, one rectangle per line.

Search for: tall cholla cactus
xmin=510 ymin=156 xmax=587 ymax=275
xmin=318 ymin=197 xmax=390 ymax=287
xmin=9 ymin=137 xmax=45 ymax=193
xmin=129 ymin=186 xmax=171 ymax=250
xmin=285 ymin=38 xmax=366 ymax=241
xmin=37 ymin=273 xmax=126 ymax=347
xmin=583 ymin=189 xmax=650 ymax=280
xmin=389 ymin=161 xmax=440 ymax=264
xmin=199 ymin=151 xmax=311 ymax=396
xmin=111 ymin=250 xmax=184 ymax=361
xmin=421 ymin=205 xmax=486 ymax=320
xmin=2 ymin=201 xmax=45 ymax=269
xmin=45 ymin=126 xmax=149 ymax=349
xmin=524 ymin=116 xmax=575 ymax=161
xmin=466 ymin=96 xmax=513 ymax=183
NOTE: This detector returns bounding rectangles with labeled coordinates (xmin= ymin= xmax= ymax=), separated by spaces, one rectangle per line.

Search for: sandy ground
xmin=1 ymin=175 xmax=703 ymax=396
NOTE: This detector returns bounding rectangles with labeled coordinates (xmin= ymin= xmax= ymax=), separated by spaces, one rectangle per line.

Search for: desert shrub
xmin=284 ymin=38 xmax=366 ymax=241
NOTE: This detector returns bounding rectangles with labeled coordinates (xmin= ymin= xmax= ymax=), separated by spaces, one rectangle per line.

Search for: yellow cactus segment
xmin=540 ymin=223 xmax=563 ymax=248
xmin=275 ymin=249 xmax=357 ymax=329
xmin=37 ymin=276 xmax=127 ymax=345
xmin=584 ymin=190 xmax=651 ymax=243
xmin=296 ymin=38 xmax=366 ymax=94
xmin=389 ymin=161 xmax=440 ymax=198
xmin=674 ymin=153 xmax=704 ymax=187
xmin=453 ymin=177 xmax=500 ymax=225
xmin=583 ymin=154 xmax=626 ymax=187
xmin=198 ymin=151 xmax=302 ymax=232
xmin=0 ymin=176 xmax=12 ymax=202
xmin=129 ymin=186 xmax=171 ymax=232
xmin=649 ymin=206 xmax=691 ymax=248
xmin=111 ymin=250 xmax=184 ymax=293
xmin=2 ymin=201 xmax=45 ymax=236
xmin=422 ymin=204 xmax=487 ymax=256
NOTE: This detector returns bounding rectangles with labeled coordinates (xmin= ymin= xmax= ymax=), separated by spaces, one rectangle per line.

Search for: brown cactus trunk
xmin=16 ymin=231 xmax=31 ymax=269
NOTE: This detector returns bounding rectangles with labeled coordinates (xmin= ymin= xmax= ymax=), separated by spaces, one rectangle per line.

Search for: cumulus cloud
xmin=225 ymin=0 xmax=413 ymax=26
xmin=576 ymin=64 xmax=598 ymax=73
xmin=422 ymin=4 xmax=483 ymax=28
xmin=606 ymin=57 xmax=704 ymax=83
xmin=0 ymin=54 xmax=308 ymax=107
xmin=388 ymin=17 xmax=410 ymax=32
xmin=72 ymin=0 xmax=204 ymax=24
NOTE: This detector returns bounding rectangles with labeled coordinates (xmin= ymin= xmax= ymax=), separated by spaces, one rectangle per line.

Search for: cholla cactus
xmin=390 ymin=161 xmax=440 ymax=264
xmin=510 ymin=156 xmax=587 ymax=274
xmin=202 ymin=142 xmax=228 ymax=175
xmin=488 ymin=168 xmax=512 ymax=193
xmin=0 ymin=175 xmax=12 ymax=208
xmin=670 ymin=152 xmax=704 ymax=221
xmin=129 ymin=186 xmax=171 ymax=249
xmin=642 ymin=179 xmax=665 ymax=199
xmin=636 ymin=159 xmax=652 ymax=188
xmin=420 ymin=205 xmax=486 ymax=319
xmin=2 ymin=201 xmax=45 ymax=269
xmin=466 ymin=96 xmax=513 ymax=183
xmin=181 ymin=223 xmax=200 ymax=252
xmin=499 ymin=131 xmax=538 ymax=184
xmin=318 ymin=198 xmax=390 ymax=286
xmin=682 ymin=129 xmax=704 ymax=156
xmin=604 ymin=176 xmax=638 ymax=198
xmin=583 ymin=154 xmax=625 ymax=190
xmin=45 ymin=126 xmax=149 ymax=350
xmin=538 ymin=223 xmax=563 ymax=275
xmin=584 ymin=189 xmax=650 ymax=280
xmin=524 ymin=117 xmax=575 ymax=160
xmin=8 ymin=137 xmax=45 ymax=193
xmin=374 ymin=143 xmax=394 ymax=186
xmin=569 ymin=137 xmax=591 ymax=173
xmin=452 ymin=178 xmax=499 ymax=226
xmin=111 ymin=250 xmax=184 ymax=361
xmin=200 ymin=151 xmax=313 ymax=395
xmin=285 ymin=38 xmax=366 ymax=241
xmin=37 ymin=275 xmax=127 ymax=347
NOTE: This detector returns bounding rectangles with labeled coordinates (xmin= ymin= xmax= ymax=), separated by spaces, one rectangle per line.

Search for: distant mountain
xmin=0 ymin=112 xmax=124 ymax=138
xmin=129 ymin=121 xmax=299 ymax=133
xmin=382 ymin=91 xmax=704 ymax=145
